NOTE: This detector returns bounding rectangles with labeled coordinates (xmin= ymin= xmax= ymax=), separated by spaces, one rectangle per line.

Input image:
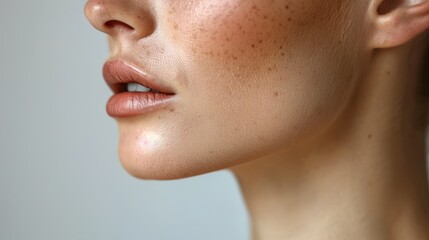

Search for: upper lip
xmin=102 ymin=59 xmax=175 ymax=95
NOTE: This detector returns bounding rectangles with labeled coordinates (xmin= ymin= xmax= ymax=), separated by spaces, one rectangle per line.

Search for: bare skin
xmin=85 ymin=0 xmax=429 ymax=239
xmin=231 ymin=42 xmax=429 ymax=239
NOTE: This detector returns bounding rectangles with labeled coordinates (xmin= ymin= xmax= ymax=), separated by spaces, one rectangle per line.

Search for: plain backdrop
xmin=0 ymin=1 xmax=249 ymax=240
xmin=2 ymin=1 xmax=429 ymax=240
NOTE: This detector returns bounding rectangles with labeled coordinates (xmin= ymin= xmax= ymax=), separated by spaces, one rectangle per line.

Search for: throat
xmin=230 ymin=131 xmax=429 ymax=240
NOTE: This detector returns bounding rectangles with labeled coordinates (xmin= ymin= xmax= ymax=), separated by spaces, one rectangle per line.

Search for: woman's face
xmin=85 ymin=0 xmax=369 ymax=179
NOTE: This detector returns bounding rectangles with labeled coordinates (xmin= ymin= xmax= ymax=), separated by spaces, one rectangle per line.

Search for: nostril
xmin=105 ymin=20 xmax=135 ymax=31
xmin=377 ymin=0 xmax=402 ymax=15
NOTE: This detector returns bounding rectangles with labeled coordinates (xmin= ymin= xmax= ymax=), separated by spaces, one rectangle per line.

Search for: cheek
xmin=116 ymin=0 xmax=363 ymax=180
xmin=164 ymin=0 xmax=354 ymax=129
xmin=185 ymin=1 xmax=283 ymax=61
xmin=167 ymin=0 xmax=333 ymax=69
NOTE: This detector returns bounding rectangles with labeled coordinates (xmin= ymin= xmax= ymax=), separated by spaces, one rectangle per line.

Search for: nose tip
xmin=84 ymin=0 xmax=111 ymax=33
xmin=84 ymin=0 xmax=155 ymax=38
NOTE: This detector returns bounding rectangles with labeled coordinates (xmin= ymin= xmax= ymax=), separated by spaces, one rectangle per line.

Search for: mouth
xmin=102 ymin=60 xmax=176 ymax=118
xmin=103 ymin=59 xmax=175 ymax=95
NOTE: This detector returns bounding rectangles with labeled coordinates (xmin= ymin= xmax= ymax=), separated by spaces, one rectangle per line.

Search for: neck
xmin=230 ymin=45 xmax=429 ymax=240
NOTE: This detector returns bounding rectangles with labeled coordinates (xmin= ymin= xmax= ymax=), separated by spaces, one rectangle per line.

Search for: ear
xmin=369 ymin=0 xmax=429 ymax=48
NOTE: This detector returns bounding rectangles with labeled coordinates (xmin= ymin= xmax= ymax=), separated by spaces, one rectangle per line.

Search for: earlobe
xmin=369 ymin=0 xmax=429 ymax=48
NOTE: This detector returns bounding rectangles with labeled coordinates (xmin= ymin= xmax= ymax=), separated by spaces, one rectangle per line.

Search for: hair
xmin=418 ymin=32 xmax=429 ymax=129
xmin=419 ymin=31 xmax=429 ymax=104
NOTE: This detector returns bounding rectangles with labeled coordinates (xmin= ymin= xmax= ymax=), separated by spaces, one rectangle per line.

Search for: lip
xmin=102 ymin=59 xmax=176 ymax=118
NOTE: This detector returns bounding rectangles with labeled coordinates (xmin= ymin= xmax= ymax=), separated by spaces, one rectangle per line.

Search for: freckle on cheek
xmin=174 ymin=0 xmax=330 ymax=80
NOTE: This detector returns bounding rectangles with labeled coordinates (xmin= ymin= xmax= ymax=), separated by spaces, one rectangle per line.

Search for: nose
xmin=84 ymin=0 xmax=155 ymax=39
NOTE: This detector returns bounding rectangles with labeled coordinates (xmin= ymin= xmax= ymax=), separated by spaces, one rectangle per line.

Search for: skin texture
xmin=85 ymin=0 xmax=367 ymax=179
xmin=85 ymin=0 xmax=429 ymax=239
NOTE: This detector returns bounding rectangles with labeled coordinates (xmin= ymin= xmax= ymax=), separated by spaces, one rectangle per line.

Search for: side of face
xmin=85 ymin=0 xmax=370 ymax=179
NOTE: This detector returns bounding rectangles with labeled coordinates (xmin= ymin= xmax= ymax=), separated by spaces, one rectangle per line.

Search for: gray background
xmin=2 ymin=1 xmax=429 ymax=240
xmin=0 ymin=1 xmax=249 ymax=239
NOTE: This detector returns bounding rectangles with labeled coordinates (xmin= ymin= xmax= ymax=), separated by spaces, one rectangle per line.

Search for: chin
xmin=117 ymin=140 xmax=227 ymax=180
xmin=118 ymin=145 xmax=187 ymax=180
xmin=118 ymin=155 xmax=192 ymax=180
xmin=115 ymin=120 xmax=235 ymax=180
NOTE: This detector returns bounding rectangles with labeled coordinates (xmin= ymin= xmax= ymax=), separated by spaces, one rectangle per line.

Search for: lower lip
xmin=106 ymin=92 xmax=175 ymax=118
